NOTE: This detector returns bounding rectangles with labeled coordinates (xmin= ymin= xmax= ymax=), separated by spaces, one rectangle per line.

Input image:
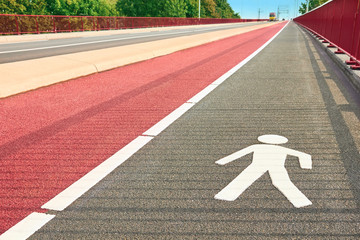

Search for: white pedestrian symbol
xmin=215 ymin=135 xmax=312 ymax=208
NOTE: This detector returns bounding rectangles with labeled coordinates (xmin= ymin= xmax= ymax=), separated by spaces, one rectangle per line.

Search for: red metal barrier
xmin=294 ymin=0 xmax=360 ymax=69
xmin=0 ymin=14 xmax=267 ymax=35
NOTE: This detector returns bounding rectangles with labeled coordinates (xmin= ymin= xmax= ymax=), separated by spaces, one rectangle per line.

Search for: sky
xmin=227 ymin=0 xmax=306 ymax=20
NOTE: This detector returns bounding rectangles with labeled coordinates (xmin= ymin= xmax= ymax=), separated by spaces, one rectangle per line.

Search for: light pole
xmin=306 ymin=0 xmax=309 ymax=12
xmin=199 ymin=0 xmax=201 ymax=19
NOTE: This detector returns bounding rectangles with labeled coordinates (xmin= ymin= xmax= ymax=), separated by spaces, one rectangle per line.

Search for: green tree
xmin=184 ymin=0 xmax=198 ymax=18
xmin=0 ymin=0 xmax=47 ymax=15
xmin=116 ymin=0 xmax=162 ymax=17
xmin=204 ymin=0 xmax=218 ymax=18
xmin=215 ymin=0 xmax=239 ymax=18
xmin=116 ymin=0 xmax=136 ymax=16
xmin=116 ymin=0 xmax=239 ymax=18
xmin=163 ymin=0 xmax=187 ymax=17
xmin=0 ymin=0 xmax=26 ymax=14
xmin=46 ymin=0 xmax=70 ymax=15
xmin=299 ymin=0 xmax=329 ymax=14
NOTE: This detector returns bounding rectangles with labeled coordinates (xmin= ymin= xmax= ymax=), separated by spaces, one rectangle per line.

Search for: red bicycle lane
xmin=0 ymin=22 xmax=286 ymax=234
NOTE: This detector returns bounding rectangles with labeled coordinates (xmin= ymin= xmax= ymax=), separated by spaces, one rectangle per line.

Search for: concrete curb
xmin=0 ymin=22 xmax=280 ymax=98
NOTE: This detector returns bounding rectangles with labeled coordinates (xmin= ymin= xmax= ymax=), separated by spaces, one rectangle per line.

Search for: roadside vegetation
xmin=298 ymin=0 xmax=329 ymax=14
xmin=0 ymin=0 xmax=240 ymax=18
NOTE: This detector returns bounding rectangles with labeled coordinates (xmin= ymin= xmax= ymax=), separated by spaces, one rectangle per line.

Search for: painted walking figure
xmin=215 ymin=135 xmax=312 ymax=208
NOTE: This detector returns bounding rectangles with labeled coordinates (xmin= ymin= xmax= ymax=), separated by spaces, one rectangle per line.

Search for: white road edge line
xmin=0 ymin=212 xmax=55 ymax=240
xmin=1 ymin=21 xmax=289 ymax=240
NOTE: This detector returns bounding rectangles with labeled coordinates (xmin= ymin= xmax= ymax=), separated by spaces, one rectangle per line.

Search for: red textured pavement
xmin=0 ymin=22 xmax=286 ymax=234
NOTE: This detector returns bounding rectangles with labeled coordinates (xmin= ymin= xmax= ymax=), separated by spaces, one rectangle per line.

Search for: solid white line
xmin=0 ymin=24 xmax=250 ymax=54
xmin=187 ymin=84 xmax=219 ymax=103
xmin=143 ymin=102 xmax=195 ymax=136
xmin=0 ymin=212 xmax=55 ymax=240
xmin=41 ymin=135 xmax=153 ymax=211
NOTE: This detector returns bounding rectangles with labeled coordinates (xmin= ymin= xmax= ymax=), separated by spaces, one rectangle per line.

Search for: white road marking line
xmin=187 ymin=84 xmax=218 ymax=103
xmin=41 ymin=136 xmax=153 ymax=211
xmin=0 ymin=212 xmax=55 ymax=240
xmin=0 ymin=24 xmax=249 ymax=54
xmin=143 ymin=102 xmax=195 ymax=136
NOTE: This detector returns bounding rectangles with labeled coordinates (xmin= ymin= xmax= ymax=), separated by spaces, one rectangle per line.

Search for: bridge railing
xmin=0 ymin=14 xmax=267 ymax=35
xmin=294 ymin=0 xmax=360 ymax=69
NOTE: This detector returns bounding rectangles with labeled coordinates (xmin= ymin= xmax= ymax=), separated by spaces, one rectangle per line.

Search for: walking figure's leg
xmin=269 ymin=168 xmax=312 ymax=208
xmin=215 ymin=165 xmax=266 ymax=201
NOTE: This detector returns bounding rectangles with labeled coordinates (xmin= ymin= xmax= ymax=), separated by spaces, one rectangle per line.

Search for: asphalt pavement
xmin=23 ymin=21 xmax=360 ymax=239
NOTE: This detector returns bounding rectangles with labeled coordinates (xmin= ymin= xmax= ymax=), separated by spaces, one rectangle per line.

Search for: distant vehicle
xmin=269 ymin=12 xmax=276 ymax=21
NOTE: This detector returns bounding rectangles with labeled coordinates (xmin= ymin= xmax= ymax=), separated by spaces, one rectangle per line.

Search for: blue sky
xmin=227 ymin=0 xmax=305 ymax=20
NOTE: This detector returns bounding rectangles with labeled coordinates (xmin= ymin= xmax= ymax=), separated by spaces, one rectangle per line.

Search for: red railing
xmin=294 ymin=0 xmax=360 ymax=69
xmin=0 ymin=14 xmax=266 ymax=35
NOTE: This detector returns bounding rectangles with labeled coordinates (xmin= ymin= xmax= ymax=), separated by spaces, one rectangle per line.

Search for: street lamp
xmin=306 ymin=0 xmax=309 ymax=12
xmin=199 ymin=0 xmax=201 ymax=19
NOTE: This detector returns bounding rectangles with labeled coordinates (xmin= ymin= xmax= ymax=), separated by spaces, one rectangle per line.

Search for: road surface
xmin=1 ymin=21 xmax=360 ymax=239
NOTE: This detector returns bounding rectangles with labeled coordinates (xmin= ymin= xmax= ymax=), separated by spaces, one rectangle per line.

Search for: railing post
xmin=53 ymin=16 xmax=56 ymax=33
xmin=15 ymin=15 xmax=20 ymax=35
xmin=36 ymin=16 xmax=39 ymax=34
xmin=81 ymin=17 xmax=84 ymax=31
xmin=68 ymin=16 xmax=71 ymax=32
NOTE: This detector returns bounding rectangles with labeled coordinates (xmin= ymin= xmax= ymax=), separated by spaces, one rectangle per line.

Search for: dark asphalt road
xmin=30 ymin=22 xmax=360 ymax=239
xmin=0 ymin=22 xmax=264 ymax=64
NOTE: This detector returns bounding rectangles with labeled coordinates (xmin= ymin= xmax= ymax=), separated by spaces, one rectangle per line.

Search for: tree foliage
xmin=1 ymin=0 xmax=117 ymax=16
xmin=115 ymin=0 xmax=239 ymax=18
xmin=0 ymin=0 xmax=239 ymax=18
xmin=299 ymin=0 xmax=329 ymax=14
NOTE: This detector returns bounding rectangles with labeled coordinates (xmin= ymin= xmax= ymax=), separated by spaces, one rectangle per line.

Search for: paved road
xmin=0 ymin=22 xmax=265 ymax=64
xmin=28 ymin=22 xmax=360 ymax=239
xmin=0 ymin=22 xmax=287 ymax=238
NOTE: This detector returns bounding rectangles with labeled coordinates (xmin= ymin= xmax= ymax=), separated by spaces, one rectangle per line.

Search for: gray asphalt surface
xmin=0 ymin=22 xmax=264 ymax=64
xmin=31 ymin=22 xmax=360 ymax=239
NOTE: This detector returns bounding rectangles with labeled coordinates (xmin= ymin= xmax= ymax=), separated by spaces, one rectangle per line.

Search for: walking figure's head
xmin=258 ymin=135 xmax=288 ymax=144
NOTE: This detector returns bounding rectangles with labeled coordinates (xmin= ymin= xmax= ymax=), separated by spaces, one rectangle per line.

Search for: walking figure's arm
xmin=287 ymin=149 xmax=312 ymax=169
xmin=215 ymin=146 xmax=255 ymax=165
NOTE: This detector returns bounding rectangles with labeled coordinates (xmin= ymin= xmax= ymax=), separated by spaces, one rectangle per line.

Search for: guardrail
xmin=294 ymin=0 xmax=360 ymax=70
xmin=0 ymin=14 xmax=267 ymax=36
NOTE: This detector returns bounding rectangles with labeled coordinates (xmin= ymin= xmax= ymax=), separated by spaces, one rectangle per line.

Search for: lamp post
xmin=306 ymin=0 xmax=309 ymax=12
xmin=199 ymin=0 xmax=201 ymax=19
